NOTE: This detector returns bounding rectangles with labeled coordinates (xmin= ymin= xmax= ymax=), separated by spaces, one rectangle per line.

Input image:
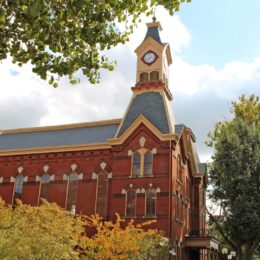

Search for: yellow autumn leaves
xmin=0 ymin=198 xmax=170 ymax=260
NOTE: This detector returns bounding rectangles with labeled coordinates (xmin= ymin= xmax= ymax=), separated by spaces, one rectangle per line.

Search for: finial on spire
xmin=152 ymin=8 xmax=156 ymax=22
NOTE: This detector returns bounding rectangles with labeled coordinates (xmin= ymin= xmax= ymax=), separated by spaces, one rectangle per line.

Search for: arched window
xmin=13 ymin=175 xmax=24 ymax=202
xmin=132 ymin=152 xmax=141 ymax=176
xmin=144 ymin=151 xmax=153 ymax=176
xmin=66 ymin=172 xmax=78 ymax=212
xmin=15 ymin=175 xmax=24 ymax=194
xmin=150 ymin=71 xmax=159 ymax=81
xmin=96 ymin=170 xmax=108 ymax=217
xmin=126 ymin=189 xmax=136 ymax=217
xmin=140 ymin=72 xmax=148 ymax=82
xmin=39 ymin=173 xmax=50 ymax=202
xmin=145 ymin=188 xmax=157 ymax=216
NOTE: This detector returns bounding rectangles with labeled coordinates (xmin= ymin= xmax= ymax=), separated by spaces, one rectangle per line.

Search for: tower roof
xmin=143 ymin=21 xmax=163 ymax=45
xmin=116 ymin=92 xmax=171 ymax=137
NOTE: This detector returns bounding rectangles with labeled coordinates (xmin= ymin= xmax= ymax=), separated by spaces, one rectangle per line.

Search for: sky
xmin=0 ymin=0 xmax=260 ymax=162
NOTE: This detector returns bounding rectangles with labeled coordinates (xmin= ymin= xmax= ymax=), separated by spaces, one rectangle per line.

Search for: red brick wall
xmin=0 ymin=124 xmax=206 ymax=246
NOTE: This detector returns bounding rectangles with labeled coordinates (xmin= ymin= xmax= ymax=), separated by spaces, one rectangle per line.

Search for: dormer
xmin=135 ymin=18 xmax=172 ymax=89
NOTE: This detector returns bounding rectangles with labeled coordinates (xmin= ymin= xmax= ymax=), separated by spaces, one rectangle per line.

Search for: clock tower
xmin=135 ymin=17 xmax=172 ymax=98
xmin=115 ymin=18 xmax=175 ymax=137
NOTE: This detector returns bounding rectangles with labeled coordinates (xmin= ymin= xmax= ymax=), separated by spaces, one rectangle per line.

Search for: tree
xmin=207 ymin=95 xmax=260 ymax=260
xmin=80 ymin=213 xmax=170 ymax=260
xmin=0 ymin=198 xmax=85 ymax=259
xmin=0 ymin=198 xmax=170 ymax=259
xmin=0 ymin=0 xmax=191 ymax=87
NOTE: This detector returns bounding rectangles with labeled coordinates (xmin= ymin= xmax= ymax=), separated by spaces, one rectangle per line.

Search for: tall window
xmin=140 ymin=72 xmax=148 ymax=82
xmin=177 ymin=155 xmax=182 ymax=182
xmin=96 ymin=170 xmax=108 ymax=217
xmin=145 ymin=188 xmax=156 ymax=216
xmin=131 ymin=149 xmax=153 ymax=177
xmin=13 ymin=175 xmax=24 ymax=202
xmin=144 ymin=151 xmax=153 ymax=176
xmin=39 ymin=173 xmax=50 ymax=202
xmin=150 ymin=71 xmax=159 ymax=81
xmin=176 ymin=192 xmax=183 ymax=222
xmin=66 ymin=172 xmax=78 ymax=212
xmin=132 ymin=152 xmax=141 ymax=176
xmin=126 ymin=189 xmax=136 ymax=217
xmin=176 ymin=192 xmax=179 ymax=220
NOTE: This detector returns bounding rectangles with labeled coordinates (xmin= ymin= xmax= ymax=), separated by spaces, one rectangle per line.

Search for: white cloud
xmin=171 ymin=56 xmax=260 ymax=97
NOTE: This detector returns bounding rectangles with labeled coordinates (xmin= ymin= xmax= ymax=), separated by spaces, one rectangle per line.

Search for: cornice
xmin=132 ymin=81 xmax=173 ymax=101
xmin=0 ymin=143 xmax=111 ymax=156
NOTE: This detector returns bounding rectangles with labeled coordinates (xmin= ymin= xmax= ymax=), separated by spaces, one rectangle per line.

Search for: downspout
xmin=168 ymin=139 xmax=172 ymax=239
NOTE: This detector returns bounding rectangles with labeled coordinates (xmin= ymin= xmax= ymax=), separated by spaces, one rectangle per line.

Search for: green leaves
xmin=207 ymin=95 xmax=260 ymax=257
xmin=0 ymin=10 xmax=5 ymax=25
xmin=0 ymin=0 xmax=191 ymax=87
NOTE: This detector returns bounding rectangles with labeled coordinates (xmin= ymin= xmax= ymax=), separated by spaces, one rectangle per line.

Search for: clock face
xmin=142 ymin=51 xmax=158 ymax=65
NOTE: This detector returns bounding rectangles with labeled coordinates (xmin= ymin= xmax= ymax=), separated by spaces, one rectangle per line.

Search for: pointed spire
xmin=152 ymin=8 xmax=157 ymax=22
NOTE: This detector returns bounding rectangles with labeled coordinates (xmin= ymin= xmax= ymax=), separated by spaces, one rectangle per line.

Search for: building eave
xmin=0 ymin=142 xmax=112 ymax=156
xmin=184 ymin=235 xmax=220 ymax=251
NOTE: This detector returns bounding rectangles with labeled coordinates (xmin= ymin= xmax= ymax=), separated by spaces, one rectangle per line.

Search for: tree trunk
xmin=236 ymin=244 xmax=254 ymax=260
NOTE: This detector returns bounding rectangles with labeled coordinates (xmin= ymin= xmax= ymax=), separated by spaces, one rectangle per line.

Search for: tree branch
xmin=206 ymin=207 xmax=237 ymax=249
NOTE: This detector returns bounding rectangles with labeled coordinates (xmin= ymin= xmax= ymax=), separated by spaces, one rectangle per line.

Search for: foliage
xmin=0 ymin=198 xmax=85 ymax=260
xmin=0 ymin=0 xmax=191 ymax=87
xmin=0 ymin=198 xmax=170 ymax=259
xmin=80 ymin=213 xmax=170 ymax=260
xmin=207 ymin=95 xmax=260 ymax=260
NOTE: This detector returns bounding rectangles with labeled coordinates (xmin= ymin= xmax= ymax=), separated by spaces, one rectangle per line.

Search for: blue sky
xmin=0 ymin=1 xmax=260 ymax=161
xmin=179 ymin=0 xmax=260 ymax=67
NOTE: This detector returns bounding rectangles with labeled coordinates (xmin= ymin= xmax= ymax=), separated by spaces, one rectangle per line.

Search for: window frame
xmin=12 ymin=174 xmax=24 ymax=204
xmin=145 ymin=187 xmax=157 ymax=217
xmin=177 ymin=155 xmax=183 ymax=182
xmin=38 ymin=173 xmax=51 ymax=204
xmin=95 ymin=170 xmax=109 ymax=217
xmin=150 ymin=70 xmax=159 ymax=81
xmin=125 ymin=188 xmax=137 ymax=217
xmin=66 ymin=172 xmax=79 ymax=212
xmin=14 ymin=174 xmax=24 ymax=194
xmin=144 ymin=151 xmax=153 ymax=176
xmin=139 ymin=72 xmax=149 ymax=82
xmin=131 ymin=148 xmax=153 ymax=177
xmin=132 ymin=151 xmax=141 ymax=177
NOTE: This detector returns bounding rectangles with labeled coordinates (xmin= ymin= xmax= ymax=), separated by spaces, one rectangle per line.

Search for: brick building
xmin=0 ymin=19 xmax=219 ymax=259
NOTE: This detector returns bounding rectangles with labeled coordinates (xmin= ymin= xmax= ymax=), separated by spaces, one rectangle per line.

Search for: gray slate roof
xmin=175 ymin=124 xmax=185 ymax=137
xmin=117 ymin=92 xmax=170 ymax=137
xmin=0 ymin=123 xmax=119 ymax=151
xmin=144 ymin=26 xmax=162 ymax=44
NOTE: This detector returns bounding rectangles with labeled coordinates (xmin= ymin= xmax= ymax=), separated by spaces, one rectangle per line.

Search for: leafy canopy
xmin=81 ymin=213 xmax=170 ymax=260
xmin=207 ymin=95 xmax=260 ymax=259
xmin=0 ymin=198 xmax=84 ymax=260
xmin=0 ymin=198 xmax=170 ymax=259
xmin=0 ymin=0 xmax=191 ymax=87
